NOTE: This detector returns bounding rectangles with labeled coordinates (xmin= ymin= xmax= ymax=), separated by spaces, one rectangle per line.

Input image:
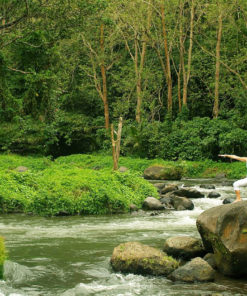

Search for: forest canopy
xmin=0 ymin=0 xmax=247 ymax=160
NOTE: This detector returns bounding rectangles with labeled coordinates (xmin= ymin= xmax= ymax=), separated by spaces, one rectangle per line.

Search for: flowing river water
xmin=0 ymin=179 xmax=247 ymax=296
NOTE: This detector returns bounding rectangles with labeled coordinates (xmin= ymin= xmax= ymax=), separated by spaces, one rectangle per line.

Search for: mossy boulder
xmin=110 ymin=242 xmax=179 ymax=276
xmin=163 ymin=236 xmax=205 ymax=260
xmin=144 ymin=165 xmax=183 ymax=180
xmin=168 ymin=257 xmax=215 ymax=282
xmin=0 ymin=237 xmax=7 ymax=279
xmin=196 ymin=201 xmax=247 ymax=277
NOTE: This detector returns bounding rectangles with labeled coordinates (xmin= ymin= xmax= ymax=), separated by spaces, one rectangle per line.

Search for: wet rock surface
xmin=197 ymin=201 xmax=247 ymax=277
xmin=163 ymin=236 xmax=205 ymax=260
xmin=110 ymin=242 xmax=179 ymax=276
xmin=142 ymin=197 xmax=165 ymax=210
xmin=168 ymin=257 xmax=215 ymax=282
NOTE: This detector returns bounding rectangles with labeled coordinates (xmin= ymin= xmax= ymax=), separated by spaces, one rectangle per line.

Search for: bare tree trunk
xmin=161 ymin=3 xmax=172 ymax=114
xmin=178 ymin=0 xmax=184 ymax=112
xmin=182 ymin=0 xmax=194 ymax=106
xmin=100 ymin=24 xmax=110 ymax=129
xmin=135 ymin=0 xmax=152 ymax=123
xmin=213 ymin=11 xmax=223 ymax=118
xmin=111 ymin=117 xmax=123 ymax=171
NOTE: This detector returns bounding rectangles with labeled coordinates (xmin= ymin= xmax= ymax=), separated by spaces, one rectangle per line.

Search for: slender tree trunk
xmin=111 ymin=117 xmax=123 ymax=171
xmin=213 ymin=11 xmax=223 ymax=118
xmin=135 ymin=0 xmax=152 ymax=123
xmin=182 ymin=0 xmax=194 ymax=106
xmin=100 ymin=24 xmax=110 ymax=129
xmin=178 ymin=0 xmax=184 ymax=112
xmin=161 ymin=3 xmax=172 ymax=114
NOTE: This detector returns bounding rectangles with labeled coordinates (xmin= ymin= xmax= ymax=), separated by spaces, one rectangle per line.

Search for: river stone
xmin=160 ymin=184 xmax=178 ymax=195
xmin=200 ymin=185 xmax=216 ymax=190
xmin=15 ymin=166 xmax=28 ymax=172
xmin=173 ymin=188 xmax=204 ymax=199
xmin=208 ymin=192 xmax=221 ymax=198
xmin=142 ymin=197 xmax=165 ymax=211
xmin=153 ymin=183 xmax=166 ymax=191
xmin=110 ymin=242 xmax=179 ymax=276
xmin=168 ymin=257 xmax=215 ymax=282
xmin=119 ymin=166 xmax=128 ymax=173
xmin=203 ymin=253 xmax=217 ymax=269
xmin=129 ymin=204 xmax=138 ymax=212
xmin=3 ymin=260 xmax=33 ymax=284
xmin=171 ymin=195 xmax=194 ymax=211
xmin=196 ymin=201 xmax=247 ymax=277
xmin=159 ymin=196 xmax=173 ymax=209
xmin=144 ymin=165 xmax=182 ymax=180
xmin=163 ymin=236 xmax=205 ymax=260
xmin=223 ymin=197 xmax=235 ymax=204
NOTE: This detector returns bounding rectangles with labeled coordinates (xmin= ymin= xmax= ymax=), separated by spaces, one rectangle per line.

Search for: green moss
xmin=0 ymin=237 xmax=7 ymax=279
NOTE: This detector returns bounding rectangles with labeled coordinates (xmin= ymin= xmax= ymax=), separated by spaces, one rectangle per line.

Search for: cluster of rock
xmin=111 ymin=236 xmax=216 ymax=282
xmin=112 ymin=201 xmax=247 ymax=282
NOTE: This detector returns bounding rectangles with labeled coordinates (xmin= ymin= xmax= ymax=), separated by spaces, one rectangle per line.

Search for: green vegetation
xmin=0 ymin=153 xmax=245 ymax=216
xmin=0 ymin=237 xmax=7 ymax=279
xmin=0 ymin=1 xmax=247 ymax=160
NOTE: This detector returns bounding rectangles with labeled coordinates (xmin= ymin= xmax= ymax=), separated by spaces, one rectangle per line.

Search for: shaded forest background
xmin=1 ymin=0 xmax=247 ymax=160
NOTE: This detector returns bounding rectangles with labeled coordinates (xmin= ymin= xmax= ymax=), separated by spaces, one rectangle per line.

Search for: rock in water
xmin=200 ymin=185 xmax=216 ymax=189
xmin=111 ymin=242 xmax=179 ymax=276
xmin=173 ymin=188 xmax=204 ymax=199
xmin=171 ymin=195 xmax=194 ymax=211
xmin=223 ymin=197 xmax=235 ymax=204
xmin=196 ymin=201 xmax=247 ymax=277
xmin=142 ymin=197 xmax=165 ymax=210
xmin=168 ymin=257 xmax=215 ymax=282
xmin=160 ymin=184 xmax=178 ymax=194
xmin=208 ymin=192 xmax=221 ymax=198
xmin=144 ymin=165 xmax=182 ymax=180
xmin=163 ymin=236 xmax=205 ymax=260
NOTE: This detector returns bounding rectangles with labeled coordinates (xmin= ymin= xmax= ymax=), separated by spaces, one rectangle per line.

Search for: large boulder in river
xmin=144 ymin=165 xmax=182 ymax=180
xmin=174 ymin=188 xmax=204 ymax=199
xmin=110 ymin=242 xmax=179 ymax=276
xmin=168 ymin=257 xmax=215 ymax=282
xmin=163 ymin=236 xmax=205 ymax=260
xmin=142 ymin=197 xmax=165 ymax=210
xmin=196 ymin=201 xmax=247 ymax=277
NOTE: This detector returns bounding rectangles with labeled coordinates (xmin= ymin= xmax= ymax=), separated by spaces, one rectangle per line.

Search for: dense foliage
xmin=0 ymin=153 xmax=246 ymax=216
xmin=0 ymin=0 xmax=247 ymax=160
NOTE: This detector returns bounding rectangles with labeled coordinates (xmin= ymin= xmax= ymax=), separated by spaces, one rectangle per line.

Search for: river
xmin=0 ymin=179 xmax=247 ymax=296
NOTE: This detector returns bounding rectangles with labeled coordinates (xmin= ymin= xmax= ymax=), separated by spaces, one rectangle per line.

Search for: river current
xmin=0 ymin=179 xmax=247 ymax=296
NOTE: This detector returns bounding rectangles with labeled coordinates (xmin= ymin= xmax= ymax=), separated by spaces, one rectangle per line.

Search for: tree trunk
xmin=111 ymin=117 xmax=123 ymax=171
xmin=213 ymin=11 xmax=223 ymax=118
xmin=182 ymin=0 xmax=194 ymax=106
xmin=100 ymin=24 xmax=110 ymax=129
xmin=161 ymin=3 xmax=172 ymax=114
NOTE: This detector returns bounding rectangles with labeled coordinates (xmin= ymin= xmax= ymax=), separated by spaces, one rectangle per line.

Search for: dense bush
xmin=0 ymin=154 xmax=159 ymax=216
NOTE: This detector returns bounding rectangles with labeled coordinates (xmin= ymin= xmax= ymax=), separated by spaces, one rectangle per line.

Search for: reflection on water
xmin=0 ymin=179 xmax=247 ymax=296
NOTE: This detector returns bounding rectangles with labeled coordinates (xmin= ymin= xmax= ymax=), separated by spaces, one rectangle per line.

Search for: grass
xmin=0 ymin=153 xmax=245 ymax=216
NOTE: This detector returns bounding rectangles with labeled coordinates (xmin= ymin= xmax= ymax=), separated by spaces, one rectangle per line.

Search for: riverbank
xmin=0 ymin=153 xmax=245 ymax=216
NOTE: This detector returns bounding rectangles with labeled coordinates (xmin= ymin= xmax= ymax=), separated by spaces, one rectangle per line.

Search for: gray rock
xmin=208 ymin=192 xmax=221 ymax=198
xmin=168 ymin=257 xmax=215 ymax=282
xmin=164 ymin=236 xmax=205 ymax=260
xmin=15 ymin=166 xmax=28 ymax=172
xmin=160 ymin=184 xmax=178 ymax=195
xmin=153 ymin=183 xmax=166 ymax=190
xmin=159 ymin=196 xmax=173 ymax=209
xmin=144 ymin=165 xmax=182 ymax=180
xmin=215 ymin=173 xmax=226 ymax=179
xmin=196 ymin=201 xmax=247 ymax=277
xmin=174 ymin=188 xmax=204 ymax=199
xmin=223 ymin=197 xmax=235 ymax=204
xmin=171 ymin=195 xmax=194 ymax=211
xmin=142 ymin=197 xmax=165 ymax=211
xmin=119 ymin=166 xmax=128 ymax=173
xmin=203 ymin=253 xmax=217 ymax=269
xmin=200 ymin=185 xmax=216 ymax=189
xmin=110 ymin=242 xmax=179 ymax=276
xmin=129 ymin=204 xmax=138 ymax=212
